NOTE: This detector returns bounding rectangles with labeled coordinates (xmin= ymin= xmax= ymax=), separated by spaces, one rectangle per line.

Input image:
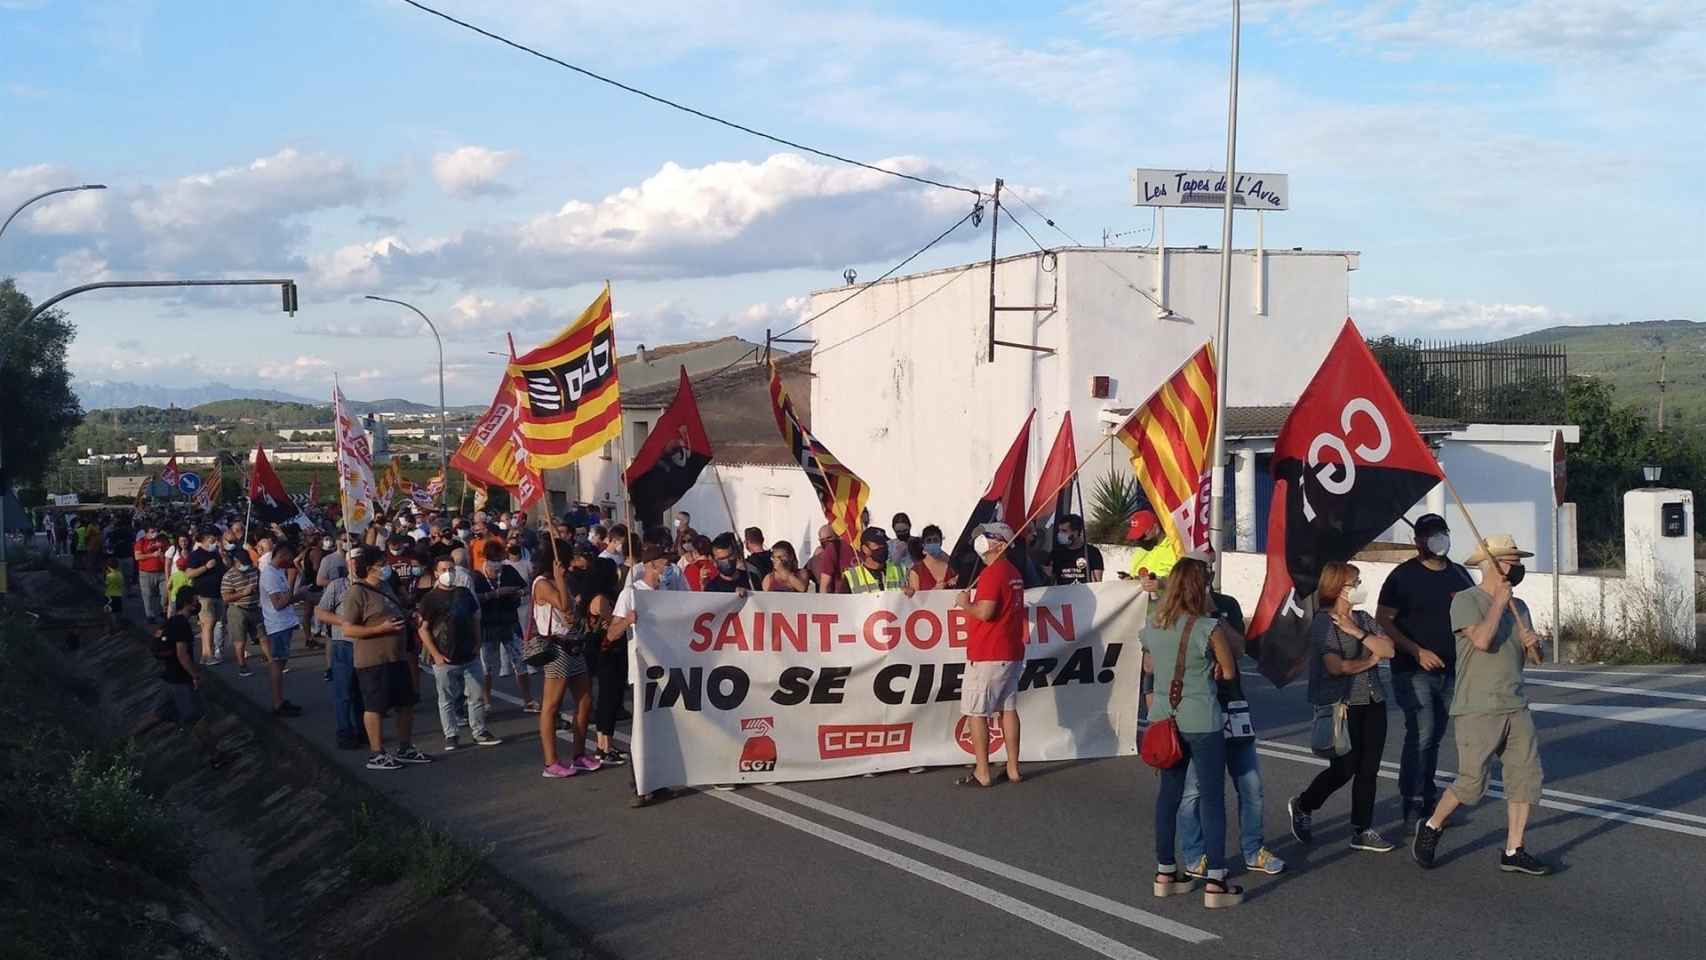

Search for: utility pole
xmin=1656 ymin=352 xmax=1667 ymax=433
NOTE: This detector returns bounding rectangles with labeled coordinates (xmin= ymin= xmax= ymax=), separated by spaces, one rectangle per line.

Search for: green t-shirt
xmin=1449 ymin=588 xmax=1532 ymax=717
xmin=1142 ymin=615 xmax=1220 ymax=734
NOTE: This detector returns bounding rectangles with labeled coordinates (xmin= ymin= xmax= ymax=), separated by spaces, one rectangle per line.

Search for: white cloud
xmin=431 ymin=145 xmax=519 ymax=198
xmin=1351 ymin=294 xmax=1571 ymax=340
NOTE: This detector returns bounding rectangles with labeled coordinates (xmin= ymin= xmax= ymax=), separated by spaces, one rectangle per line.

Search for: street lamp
xmin=0 ymin=277 xmax=298 ymax=592
xmin=1 ymin=184 xmax=107 ymax=245
xmin=1643 ymin=465 xmax=1662 ymax=486
xmin=364 ymin=296 xmax=448 ymax=507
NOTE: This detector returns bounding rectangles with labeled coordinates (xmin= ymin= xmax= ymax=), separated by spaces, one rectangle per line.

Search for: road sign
xmin=177 ymin=472 xmax=203 ymax=495
xmin=1131 ymin=168 xmax=1289 ymax=210
xmin=1552 ymin=430 xmax=1567 ymax=505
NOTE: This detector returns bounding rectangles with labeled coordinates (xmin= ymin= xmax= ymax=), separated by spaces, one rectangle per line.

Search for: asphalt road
xmin=194 ymin=615 xmax=1705 ymax=960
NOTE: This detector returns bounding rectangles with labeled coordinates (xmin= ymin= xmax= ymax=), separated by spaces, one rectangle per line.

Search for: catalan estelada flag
xmin=767 ymin=359 xmax=869 ymax=546
xmin=506 ymin=286 xmax=622 ymax=469
xmin=1114 ymin=342 xmax=1218 ymax=554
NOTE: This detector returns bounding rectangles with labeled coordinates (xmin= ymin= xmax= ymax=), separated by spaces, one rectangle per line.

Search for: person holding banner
xmin=532 ymin=539 xmax=602 ymax=779
xmin=845 ymin=527 xmax=906 ymax=594
xmin=908 ymin=525 xmax=958 ymax=592
xmin=953 ymin=523 xmax=1025 ymax=788
xmin=762 ymin=542 xmax=811 ymax=593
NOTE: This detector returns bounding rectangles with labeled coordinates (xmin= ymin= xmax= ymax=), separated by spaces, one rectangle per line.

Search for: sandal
xmin=1203 ymin=877 xmax=1245 ymax=909
xmin=1153 ymin=871 xmax=1198 ymax=898
xmin=954 ymin=774 xmax=996 ymax=788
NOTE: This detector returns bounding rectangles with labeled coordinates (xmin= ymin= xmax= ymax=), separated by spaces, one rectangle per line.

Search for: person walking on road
xmin=339 ymin=546 xmax=431 ymax=771
xmin=953 ymin=523 xmax=1026 ymax=789
xmin=1142 ymin=556 xmax=1244 ymax=909
xmin=1288 ymin=562 xmax=1398 ymax=853
xmin=187 ymin=528 xmax=226 ymax=665
xmin=1377 ymin=513 xmax=1475 ymax=835
xmin=419 ymin=557 xmax=501 ymax=751
xmin=260 ymin=541 xmax=309 ymax=717
xmin=1413 ymin=535 xmax=1552 ymax=876
xmin=135 ymin=523 xmax=166 ymax=623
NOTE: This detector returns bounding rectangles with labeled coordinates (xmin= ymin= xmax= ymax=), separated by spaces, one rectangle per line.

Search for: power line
xmin=399 ymin=0 xmax=981 ymax=198
xmin=1005 ymin=187 xmax=1085 ymax=246
xmin=999 ymin=203 xmax=1047 ymax=253
xmin=1003 ymin=186 xmax=1168 ymax=314
xmin=815 ymin=266 xmax=977 ymax=358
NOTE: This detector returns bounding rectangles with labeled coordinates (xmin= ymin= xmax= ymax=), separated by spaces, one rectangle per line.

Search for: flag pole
xmin=1437 ymin=473 xmax=1492 ymax=563
xmin=1206 ymin=0 xmax=1242 ymax=588
xmin=1012 ymin=428 xmax=1120 ymax=543
xmin=712 ymin=464 xmax=739 ymax=538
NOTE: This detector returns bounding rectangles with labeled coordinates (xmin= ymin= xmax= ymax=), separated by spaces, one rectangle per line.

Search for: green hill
xmin=193 ymin=398 xmax=328 ymax=425
xmin=1504 ymin=320 xmax=1706 ymax=428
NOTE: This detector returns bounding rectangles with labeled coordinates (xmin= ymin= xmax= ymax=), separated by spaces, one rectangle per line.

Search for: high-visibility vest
xmin=844 ymin=562 xmax=905 ymax=594
xmin=1127 ymin=539 xmax=1179 ymax=580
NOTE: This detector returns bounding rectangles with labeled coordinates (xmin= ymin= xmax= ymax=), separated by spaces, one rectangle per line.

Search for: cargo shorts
xmin=1449 ymin=709 xmax=1543 ymax=805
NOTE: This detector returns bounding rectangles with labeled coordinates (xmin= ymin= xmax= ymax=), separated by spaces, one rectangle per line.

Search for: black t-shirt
xmin=472 ymin=567 xmax=525 ymax=630
xmin=703 ymin=570 xmax=755 ymax=593
xmin=567 ymin=558 xmax=620 ymax=611
xmin=1209 ymin=591 xmax=1247 ymax=704
xmin=417 ymin=586 xmax=482 ymax=663
xmin=745 ymin=550 xmax=774 ymax=583
xmin=1378 ymin=557 xmax=1475 ymax=674
xmin=188 ymin=547 xmax=224 ymax=598
xmin=1049 ymin=543 xmax=1105 ymax=585
xmin=155 ymin=617 xmax=194 ymax=685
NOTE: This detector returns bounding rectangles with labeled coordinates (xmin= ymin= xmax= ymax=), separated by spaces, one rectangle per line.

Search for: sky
xmin=2 ymin=0 xmax=1701 ymax=406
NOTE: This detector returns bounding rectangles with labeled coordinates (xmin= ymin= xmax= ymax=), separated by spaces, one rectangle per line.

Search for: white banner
xmin=1130 ymin=168 xmax=1289 ymax=210
xmin=333 ymin=385 xmax=378 ymax=534
xmin=629 ymin=582 xmax=1149 ymax=793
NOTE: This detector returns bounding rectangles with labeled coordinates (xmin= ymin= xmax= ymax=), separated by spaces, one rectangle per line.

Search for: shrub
xmin=1088 ymin=470 xmax=1146 ymax=544
xmin=55 ymin=747 xmax=191 ymax=876
xmin=349 ymin=802 xmax=490 ymax=896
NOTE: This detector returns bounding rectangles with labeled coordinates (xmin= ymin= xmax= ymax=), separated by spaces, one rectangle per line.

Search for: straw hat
xmin=1465 ymin=534 xmax=1534 ymax=565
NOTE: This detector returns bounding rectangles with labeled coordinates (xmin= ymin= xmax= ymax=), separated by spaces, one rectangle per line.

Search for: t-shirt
xmin=188 ymin=547 xmax=224 ymax=599
xmin=134 ymin=537 xmax=165 ymax=574
xmin=745 ymin=550 xmax=774 ymax=583
xmin=104 ymin=567 xmax=124 ymax=598
xmin=472 ymin=567 xmax=525 ymax=631
xmin=339 ymin=580 xmax=409 ymax=669
xmin=612 ymin=577 xmax=653 ymax=623
xmin=683 ymin=557 xmax=715 ymax=591
xmin=1141 ymin=615 xmax=1220 ymax=734
xmin=316 ymin=551 xmax=348 ymax=586
xmin=1449 ymin=588 xmax=1532 ymax=717
xmin=317 ymin=577 xmax=350 ymax=643
xmin=967 ymin=556 xmax=1025 ymax=662
xmin=704 ymin=569 xmax=755 ymax=593
xmin=155 ymin=617 xmax=194 ymax=685
xmin=258 ymin=563 xmax=301 ymax=635
xmin=809 ymin=540 xmax=855 ymax=594
xmin=418 ymin=586 xmax=481 ymax=664
xmin=1049 ymin=543 xmax=1105 ymax=585
xmin=221 ymin=563 xmax=260 ymax=611
xmin=1379 ymin=557 xmax=1474 ymax=674
xmin=569 ymin=557 xmax=621 ymax=609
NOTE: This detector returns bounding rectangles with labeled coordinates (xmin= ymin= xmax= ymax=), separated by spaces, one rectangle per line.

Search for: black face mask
xmin=868 ymin=547 xmax=889 ymax=565
xmin=1505 ymin=562 xmax=1526 ymax=587
xmin=715 ymin=558 xmax=737 ymax=575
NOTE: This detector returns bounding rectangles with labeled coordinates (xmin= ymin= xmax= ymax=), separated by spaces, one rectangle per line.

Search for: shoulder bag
xmin=1141 ymin=615 xmax=1198 ymax=770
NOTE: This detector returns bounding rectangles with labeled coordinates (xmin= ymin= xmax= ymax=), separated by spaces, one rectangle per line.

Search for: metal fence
xmin=1371 ymin=337 xmax=1568 ymax=425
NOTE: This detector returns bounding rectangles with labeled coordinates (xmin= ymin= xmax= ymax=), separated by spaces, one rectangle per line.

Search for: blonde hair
xmin=1316 ymin=561 xmax=1359 ymax=606
xmin=1154 ymin=558 xmax=1210 ymax=628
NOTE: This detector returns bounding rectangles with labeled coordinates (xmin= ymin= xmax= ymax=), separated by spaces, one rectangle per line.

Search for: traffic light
xmin=281 ymin=281 xmax=299 ymax=316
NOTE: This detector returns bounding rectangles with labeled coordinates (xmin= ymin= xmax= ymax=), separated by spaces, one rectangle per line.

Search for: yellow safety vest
xmin=844 ymin=562 xmax=906 ymax=594
xmin=1127 ymin=539 xmax=1179 ymax=580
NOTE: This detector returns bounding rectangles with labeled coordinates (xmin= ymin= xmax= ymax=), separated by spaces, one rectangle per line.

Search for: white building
xmin=171 ymin=434 xmax=200 ymax=453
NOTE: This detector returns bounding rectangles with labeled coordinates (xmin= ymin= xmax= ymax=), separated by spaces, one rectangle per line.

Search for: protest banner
xmin=629 ymin=581 xmax=1146 ymax=793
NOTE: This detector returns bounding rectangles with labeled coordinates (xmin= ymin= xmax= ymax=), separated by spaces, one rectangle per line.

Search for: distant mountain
xmin=342 ymin=397 xmax=440 ymax=416
xmin=75 ymin=379 xmax=316 ymax=411
xmin=1501 ymin=319 xmax=1706 ymax=425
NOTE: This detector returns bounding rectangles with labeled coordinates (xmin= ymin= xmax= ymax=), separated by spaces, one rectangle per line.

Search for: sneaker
xmin=393 ymin=745 xmax=434 ymax=764
xmin=597 ymin=748 xmax=627 ymax=766
xmin=1246 ymin=848 xmax=1286 ymax=875
xmin=280 ymin=663 xmax=292 ymax=674
xmin=523 ymin=700 xmax=542 ymax=714
xmin=323 ymin=669 xmax=332 ymax=683
xmin=1500 ymin=847 xmax=1552 ymax=876
xmin=237 ymin=667 xmax=254 ymax=678
xmin=907 ymin=766 xmax=926 ymax=774
xmin=1350 ymin=829 xmax=1396 ymax=853
xmin=273 ymin=701 xmax=303 ymax=718
xmin=472 ymin=731 xmax=503 ymax=747
xmin=571 ymin=753 xmax=603 ymax=773
xmin=443 ymin=736 xmax=460 ymax=752
xmin=366 ymin=752 xmax=402 ymax=771
xmin=712 ymin=784 xmax=736 ymax=791
xmin=542 ymin=762 xmax=577 ymax=779
xmin=1288 ymin=796 xmax=1313 ymax=845
xmin=1183 ymin=856 xmax=1209 ymax=879
xmin=1412 ymin=821 xmax=1443 ymax=869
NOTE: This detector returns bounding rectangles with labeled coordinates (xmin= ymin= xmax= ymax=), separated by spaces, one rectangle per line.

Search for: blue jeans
xmin=331 ymin=642 xmax=362 ymax=743
xmin=432 ymin=661 xmax=489 ymax=740
xmin=1178 ymin=737 xmax=1265 ymax=864
xmin=1392 ymin=670 xmax=1453 ymax=814
xmin=1154 ymin=730 xmax=1229 ymax=875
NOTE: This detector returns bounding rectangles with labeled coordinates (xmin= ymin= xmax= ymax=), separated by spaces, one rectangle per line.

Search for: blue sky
xmin=3 ymin=0 xmax=1701 ymax=405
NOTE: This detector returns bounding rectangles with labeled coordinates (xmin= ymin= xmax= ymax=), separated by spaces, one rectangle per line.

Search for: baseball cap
xmin=1126 ymin=510 xmax=1159 ymax=540
xmin=979 ymin=522 xmax=1014 ymax=543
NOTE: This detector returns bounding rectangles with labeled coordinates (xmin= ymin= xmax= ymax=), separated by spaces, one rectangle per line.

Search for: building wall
xmin=805 ymin=248 xmax=1357 ymax=534
xmin=655 ymin=463 xmax=826 ymax=558
xmin=1435 ymin=425 xmax=1577 ymax=573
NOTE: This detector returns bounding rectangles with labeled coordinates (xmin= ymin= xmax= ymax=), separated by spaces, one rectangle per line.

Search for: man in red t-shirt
xmin=809 ymin=524 xmax=856 ymax=594
xmin=135 ymin=523 xmax=167 ymax=623
xmin=954 ymin=522 xmax=1026 ymax=787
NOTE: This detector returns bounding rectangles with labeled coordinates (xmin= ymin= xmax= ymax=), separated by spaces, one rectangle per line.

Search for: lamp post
xmin=1206 ymin=0 xmax=1241 ymax=585
xmin=1 ymin=184 xmax=107 ymax=246
xmin=364 ymin=296 xmax=448 ymax=508
xmin=0 ymin=277 xmax=298 ymax=592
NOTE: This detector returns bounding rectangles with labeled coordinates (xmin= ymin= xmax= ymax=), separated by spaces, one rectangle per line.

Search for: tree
xmin=0 ymin=278 xmax=84 ymax=494
xmin=1564 ymin=375 xmax=1706 ymax=550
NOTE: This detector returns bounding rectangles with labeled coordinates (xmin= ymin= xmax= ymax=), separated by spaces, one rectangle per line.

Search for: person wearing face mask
xmin=1414 ymin=534 xmax=1551 ymax=876
xmin=606 ymin=545 xmax=672 ymax=789
xmin=907 ymin=524 xmax=959 ymax=592
xmin=1047 ymin=514 xmax=1104 ymax=586
xmin=1123 ymin=509 xmax=1177 ymax=594
xmin=474 ymin=541 xmax=536 ymax=713
xmin=418 ymin=557 xmax=502 ymax=750
xmin=762 ymin=541 xmax=811 ymax=592
xmin=889 ymin=513 xmax=915 ymax=571
xmin=703 ymin=533 xmax=756 ymax=594
xmin=220 ymin=544 xmax=263 ymax=679
xmin=186 ymin=528 xmax=226 ymax=665
xmin=954 ymin=523 xmax=1026 ymax=788
xmin=844 ymin=528 xmax=906 ymax=593
xmin=260 ymin=542 xmax=310 ymax=717
xmin=1288 ymin=562 xmax=1398 ymax=854
xmin=1376 ymin=513 xmax=1475 ymax=835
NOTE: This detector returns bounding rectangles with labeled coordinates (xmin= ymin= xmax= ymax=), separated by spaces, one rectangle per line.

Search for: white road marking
xmin=1524 ymin=677 xmax=1706 ymax=703
xmin=1529 ymin=702 xmax=1706 ymax=732
xmin=1254 ymin=739 xmax=1706 ymax=837
xmin=713 ymin=791 xmax=1164 ymax=960
xmin=1530 ymin=668 xmax=1706 ymax=681
xmin=760 ymin=784 xmax=1216 ymax=944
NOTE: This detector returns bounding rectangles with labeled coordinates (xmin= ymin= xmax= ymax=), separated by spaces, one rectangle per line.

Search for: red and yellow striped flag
xmin=506 ymin=286 xmax=622 ymax=469
xmin=768 ymin=360 xmax=869 ymax=545
xmin=1114 ymin=342 xmax=1218 ymax=553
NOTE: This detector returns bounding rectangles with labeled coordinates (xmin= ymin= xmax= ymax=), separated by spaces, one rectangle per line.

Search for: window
xmin=634 ymin=420 xmax=650 ymax=448
xmin=601 ymin=440 xmax=612 ymax=461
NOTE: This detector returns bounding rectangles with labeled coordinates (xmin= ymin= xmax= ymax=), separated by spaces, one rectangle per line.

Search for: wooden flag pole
xmin=1437 ymin=472 xmax=1492 ymax=561
xmin=712 ymin=464 xmax=739 ymax=539
xmin=1012 ymin=428 xmax=1121 ymax=544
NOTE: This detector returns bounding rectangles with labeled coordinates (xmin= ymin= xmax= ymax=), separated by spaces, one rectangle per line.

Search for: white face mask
xmin=436 ymin=570 xmax=453 ymax=588
xmin=1424 ymin=533 xmax=1450 ymax=557
xmin=1346 ymin=585 xmax=1368 ymax=606
xmin=972 ymin=534 xmax=991 ymax=556
xmin=1056 ymin=530 xmax=1073 ymax=545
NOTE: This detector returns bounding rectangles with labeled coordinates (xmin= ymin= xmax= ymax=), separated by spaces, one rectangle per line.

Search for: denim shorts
xmin=267 ymin=628 xmax=294 ymax=661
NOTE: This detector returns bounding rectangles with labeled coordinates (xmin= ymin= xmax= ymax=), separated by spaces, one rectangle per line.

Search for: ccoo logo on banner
xmin=627 ymin=582 xmax=1149 ymax=794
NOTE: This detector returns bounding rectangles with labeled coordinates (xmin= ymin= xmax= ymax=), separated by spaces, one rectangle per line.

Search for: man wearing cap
xmin=1413 ymin=534 xmax=1551 ymax=876
xmin=810 ymin=524 xmax=857 ymax=594
xmin=1124 ymin=509 xmax=1177 ymax=590
xmin=954 ymin=523 xmax=1026 ymax=787
xmin=845 ymin=527 xmax=906 ymax=593
xmin=1377 ymin=513 xmax=1475 ymax=835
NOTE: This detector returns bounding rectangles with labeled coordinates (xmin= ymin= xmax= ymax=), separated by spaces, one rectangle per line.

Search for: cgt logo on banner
xmin=627 ymin=582 xmax=1148 ymax=793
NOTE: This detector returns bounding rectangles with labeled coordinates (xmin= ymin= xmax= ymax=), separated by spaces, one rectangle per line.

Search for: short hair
xmin=351 ymin=546 xmax=385 ymax=579
xmin=744 ymin=526 xmax=764 ymax=546
xmin=712 ymin=532 xmax=739 ymax=554
xmin=607 ymin=523 xmax=628 ymax=541
xmin=1316 ymin=561 xmax=1359 ymax=606
xmin=591 ymin=524 xmax=607 ymax=539
xmin=1060 ymin=513 xmax=1085 ymax=533
xmin=921 ymin=524 xmax=944 ymax=541
xmin=891 ymin=512 xmax=911 ymax=527
xmin=482 ymin=540 xmax=505 ymax=563
xmin=692 ymin=534 xmax=712 ymax=555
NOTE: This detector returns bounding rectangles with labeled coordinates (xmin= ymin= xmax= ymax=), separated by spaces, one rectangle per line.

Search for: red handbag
xmin=1140 ymin=616 xmax=1196 ymax=770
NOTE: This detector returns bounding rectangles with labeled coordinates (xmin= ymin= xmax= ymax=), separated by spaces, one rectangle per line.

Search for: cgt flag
xmin=1115 ymin=342 xmax=1217 ymax=555
xmin=625 ymin=366 xmax=713 ymax=530
xmin=949 ymin=409 xmax=1034 ymax=583
xmin=248 ymin=445 xmax=309 ymax=526
xmin=1248 ymin=318 xmax=1445 ymax=686
xmin=768 ymin=359 xmax=869 ymax=545
xmin=507 ymin=286 xmax=622 ymax=469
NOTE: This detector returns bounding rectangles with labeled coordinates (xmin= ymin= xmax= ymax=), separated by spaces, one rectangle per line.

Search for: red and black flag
xmin=1248 ymin=319 xmax=1445 ymax=686
xmin=950 ymin=410 xmax=1034 ymax=583
xmin=1027 ymin=411 xmax=1079 ymax=531
xmin=625 ymin=366 xmax=713 ymax=530
xmin=247 ymin=444 xmax=309 ymax=526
